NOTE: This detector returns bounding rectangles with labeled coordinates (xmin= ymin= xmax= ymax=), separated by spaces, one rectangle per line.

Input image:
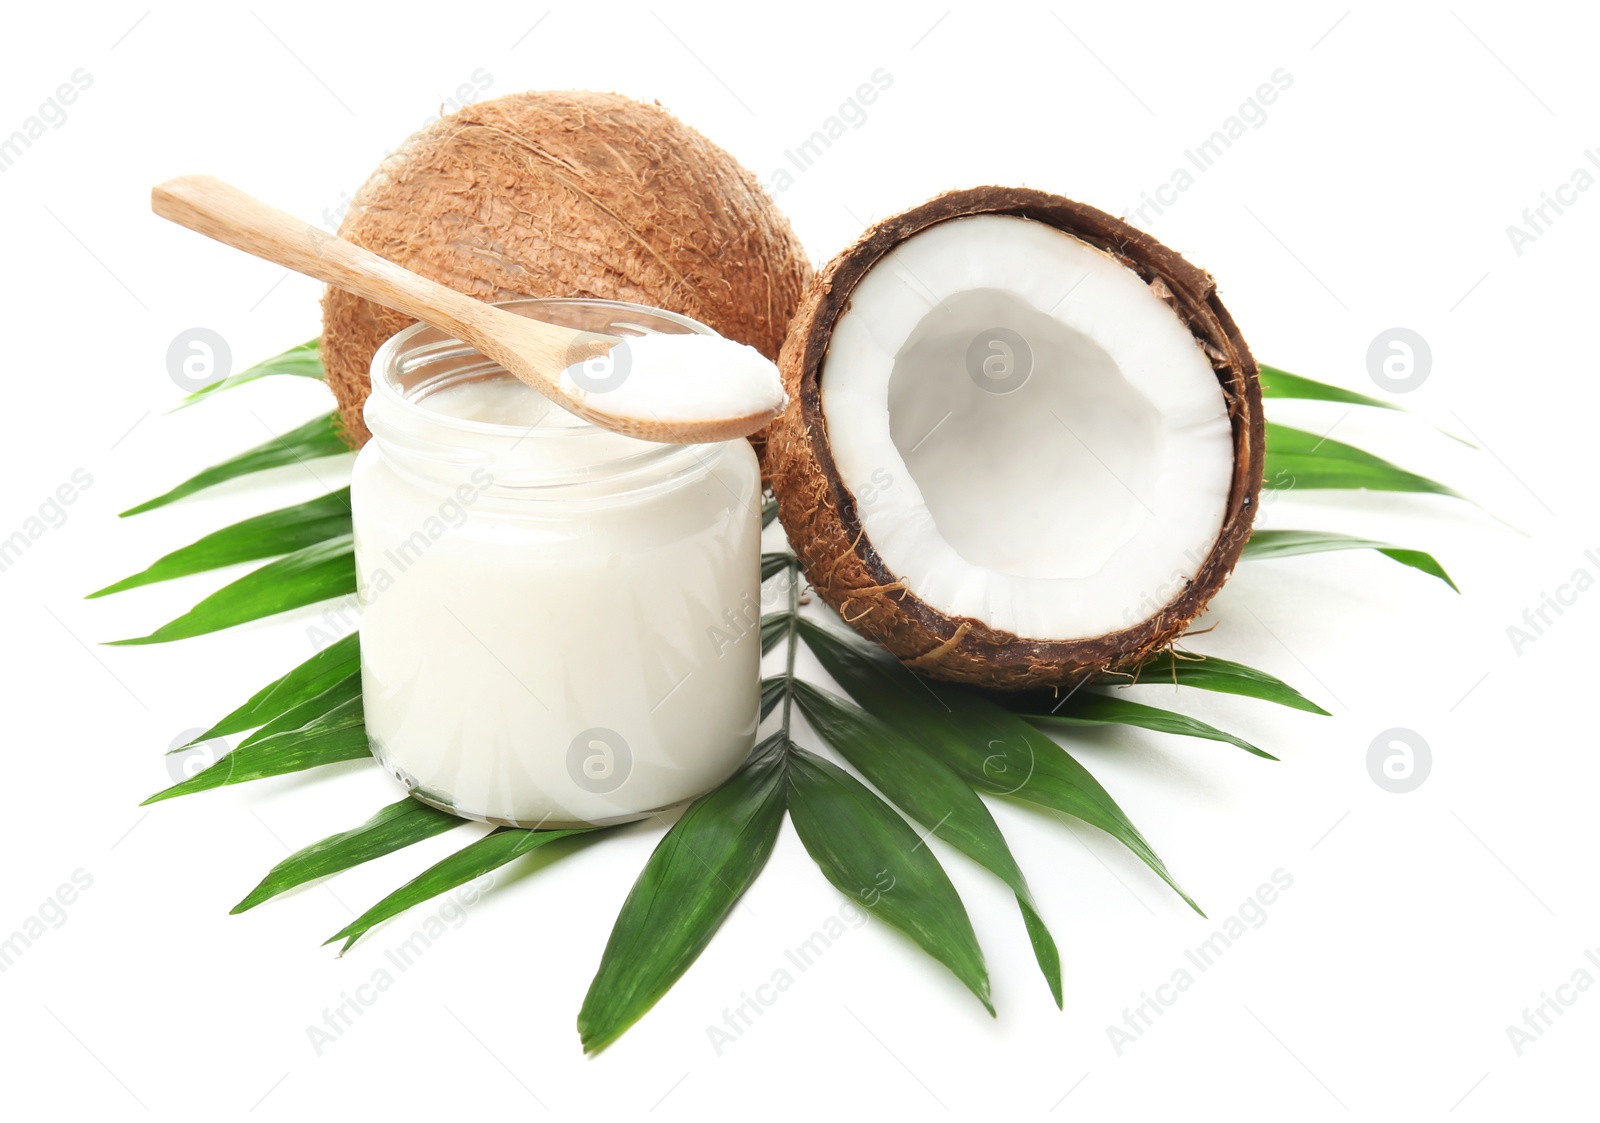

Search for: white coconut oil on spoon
xmin=423 ymin=333 xmax=786 ymax=431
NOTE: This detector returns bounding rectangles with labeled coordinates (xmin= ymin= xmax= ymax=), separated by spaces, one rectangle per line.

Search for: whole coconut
xmin=321 ymin=90 xmax=812 ymax=447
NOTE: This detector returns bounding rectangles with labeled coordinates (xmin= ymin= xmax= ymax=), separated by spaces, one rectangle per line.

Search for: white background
xmin=2 ymin=2 xmax=1595 ymax=1118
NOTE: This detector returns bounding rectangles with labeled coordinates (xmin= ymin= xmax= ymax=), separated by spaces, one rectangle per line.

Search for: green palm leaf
xmin=327 ymin=825 xmax=596 ymax=951
xmin=144 ymin=696 xmax=369 ymax=804
xmin=175 ymin=338 xmax=324 ymax=409
xmin=1118 ymin=650 xmax=1328 ymax=714
xmin=1258 ymin=365 xmax=1402 ymax=413
xmin=796 ymin=616 xmax=1201 ymax=915
xmin=120 ymin=412 xmax=349 ymax=516
xmin=191 ymin=632 xmax=360 ymax=742
xmin=1259 ymin=364 xmax=1474 ymax=446
xmin=1010 ymin=693 xmax=1276 ymax=760
xmin=232 ymin=672 xmax=362 ymax=750
xmin=1264 ymin=422 xmax=1462 ymax=498
xmin=109 ymin=535 xmax=355 ymax=645
xmin=792 ymin=681 xmax=1062 ymax=1006
xmin=232 ymin=797 xmax=462 ymax=913
xmin=1243 ymin=528 xmax=1458 ymax=591
xmin=786 ymin=745 xmax=993 ymax=1014
xmin=578 ymin=736 xmax=788 ymax=1054
xmin=90 ymin=488 xmax=351 ymax=598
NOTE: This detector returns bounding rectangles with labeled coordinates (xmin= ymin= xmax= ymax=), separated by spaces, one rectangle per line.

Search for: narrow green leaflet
xmin=761 ymin=552 xmax=796 ymax=581
xmin=190 ymin=632 xmax=360 ymax=742
xmin=90 ymin=488 xmax=352 ymax=598
xmin=760 ymin=613 xmax=792 ymax=655
xmin=121 ymin=411 xmax=349 ymax=517
xmin=579 ymin=736 xmax=788 ymax=1053
xmin=109 ymin=535 xmax=355 ymax=645
xmin=234 ymin=672 xmax=362 ymax=750
xmin=1243 ymin=528 xmax=1458 ymax=592
xmin=797 ymin=616 xmax=1201 ymax=914
xmin=1013 ymin=693 xmax=1277 ymax=760
xmin=327 ymin=825 xmax=595 ymax=951
xmin=175 ymin=338 xmax=324 ymax=409
xmin=1258 ymin=365 xmax=1402 ymax=413
xmin=760 ymin=676 xmax=786 ymax=720
xmin=787 ymin=746 xmax=993 ymax=1014
xmin=1121 ymin=650 xmax=1329 ymax=714
xmin=144 ymin=696 xmax=369 ymax=804
xmin=1258 ymin=363 xmax=1474 ymax=447
xmin=761 ymin=495 xmax=779 ymax=529
xmin=233 ymin=797 xmax=463 ymax=913
xmin=791 ymin=681 xmax=1062 ymax=1006
xmin=1264 ymin=422 xmax=1463 ymax=498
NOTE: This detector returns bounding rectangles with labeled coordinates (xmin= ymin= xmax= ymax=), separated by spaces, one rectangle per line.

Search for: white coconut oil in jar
xmin=353 ymin=299 xmax=763 ymax=827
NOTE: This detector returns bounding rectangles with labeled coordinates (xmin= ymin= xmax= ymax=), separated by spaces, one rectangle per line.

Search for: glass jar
xmin=354 ymin=298 xmax=763 ymax=827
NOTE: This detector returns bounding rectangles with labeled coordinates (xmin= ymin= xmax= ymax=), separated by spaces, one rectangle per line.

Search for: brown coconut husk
xmin=765 ymin=186 xmax=1265 ymax=692
xmin=321 ymin=90 xmax=812 ymax=449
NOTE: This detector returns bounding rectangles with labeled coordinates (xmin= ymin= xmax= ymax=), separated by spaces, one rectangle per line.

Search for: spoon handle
xmin=150 ymin=173 xmax=780 ymax=446
xmin=151 ymin=174 xmax=493 ymax=342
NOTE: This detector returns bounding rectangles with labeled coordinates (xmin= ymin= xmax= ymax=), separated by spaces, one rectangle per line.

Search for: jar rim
xmin=370 ymin=296 xmax=716 ymax=438
xmin=365 ymin=297 xmax=724 ymax=491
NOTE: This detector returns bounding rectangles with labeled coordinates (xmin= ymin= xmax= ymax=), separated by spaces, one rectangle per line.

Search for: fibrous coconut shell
xmin=321 ymin=90 xmax=812 ymax=449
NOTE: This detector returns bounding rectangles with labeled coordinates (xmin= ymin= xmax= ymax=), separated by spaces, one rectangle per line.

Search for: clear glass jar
xmin=354 ymin=299 xmax=763 ymax=827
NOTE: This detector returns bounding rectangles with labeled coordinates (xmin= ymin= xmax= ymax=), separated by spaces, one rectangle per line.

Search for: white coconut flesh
xmin=819 ymin=215 xmax=1235 ymax=641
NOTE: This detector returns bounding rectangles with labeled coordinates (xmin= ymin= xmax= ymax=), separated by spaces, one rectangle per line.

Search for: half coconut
xmin=766 ymin=187 xmax=1264 ymax=691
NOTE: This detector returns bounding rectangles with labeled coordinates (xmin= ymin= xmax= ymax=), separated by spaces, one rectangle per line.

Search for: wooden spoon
xmin=150 ymin=175 xmax=781 ymax=444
